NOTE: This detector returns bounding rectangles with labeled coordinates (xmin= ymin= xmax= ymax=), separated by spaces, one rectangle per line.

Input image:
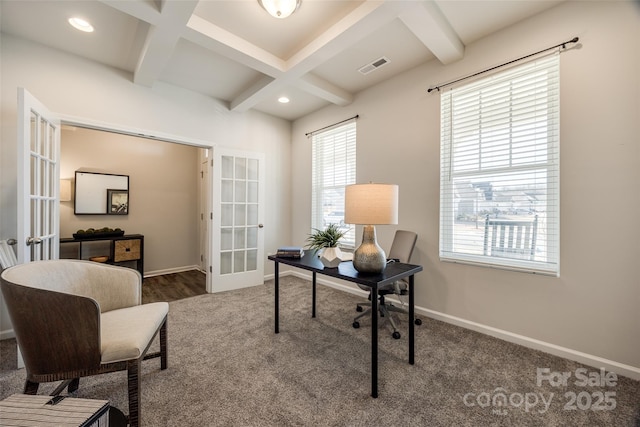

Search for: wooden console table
xmin=60 ymin=234 xmax=144 ymax=276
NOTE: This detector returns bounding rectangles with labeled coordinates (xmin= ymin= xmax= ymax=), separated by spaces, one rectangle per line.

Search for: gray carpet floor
xmin=1 ymin=276 xmax=639 ymax=426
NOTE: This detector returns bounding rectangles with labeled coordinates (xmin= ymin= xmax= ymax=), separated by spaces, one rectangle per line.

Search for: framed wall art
xmin=107 ymin=189 xmax=129 ymax=215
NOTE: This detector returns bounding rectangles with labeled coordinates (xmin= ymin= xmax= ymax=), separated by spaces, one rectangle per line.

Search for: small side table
xmin=0 ymin=394 xmax=109 ymax=427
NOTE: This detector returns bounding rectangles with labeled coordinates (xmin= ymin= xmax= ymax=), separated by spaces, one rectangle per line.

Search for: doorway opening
xmin=59 ymin=123 xmax=212 ymax=291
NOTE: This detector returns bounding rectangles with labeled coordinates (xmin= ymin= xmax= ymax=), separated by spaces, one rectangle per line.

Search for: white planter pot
xmin=319 ymin=247 xmax=343 ymax=268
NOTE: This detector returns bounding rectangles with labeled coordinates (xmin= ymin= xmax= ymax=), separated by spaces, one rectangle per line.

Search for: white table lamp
xmin=345 ymin=183 xmax=398 ymax=273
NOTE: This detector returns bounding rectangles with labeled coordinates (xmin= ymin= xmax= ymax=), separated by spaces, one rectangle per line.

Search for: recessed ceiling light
xmin=278 ymin=96 xmax=290 ymax=104
xmin=68 ymin=17 xmax=94 ymax=33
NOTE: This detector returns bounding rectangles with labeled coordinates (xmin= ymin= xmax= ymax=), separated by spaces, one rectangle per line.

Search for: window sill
xmin=440 ymin=254 xmax=559 ymax=277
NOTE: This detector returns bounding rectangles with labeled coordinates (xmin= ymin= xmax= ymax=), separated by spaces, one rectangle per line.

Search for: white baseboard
xmin=268 ymin=270 xmax=640 ymax=381
xmin=0 ymin=330 xmax=15 ymax=341
xmin=421 ymin=308 xmax=640 ymax=381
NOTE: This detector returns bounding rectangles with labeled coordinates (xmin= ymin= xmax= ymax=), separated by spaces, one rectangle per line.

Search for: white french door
xmin=210 ymin=148 xmax=265 ymax=292
xmin=17 ymin=88 xmax=61 ymax=263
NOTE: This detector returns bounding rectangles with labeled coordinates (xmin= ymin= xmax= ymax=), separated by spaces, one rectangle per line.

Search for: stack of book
xmin=276 ymin=246 xmax=304 ymax=258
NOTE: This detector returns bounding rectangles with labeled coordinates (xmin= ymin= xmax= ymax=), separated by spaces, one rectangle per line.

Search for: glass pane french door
xmin=211 ymin=148 xmax=264 ymax=292
xmin=17 ymin=88 xmax=60 ymax=263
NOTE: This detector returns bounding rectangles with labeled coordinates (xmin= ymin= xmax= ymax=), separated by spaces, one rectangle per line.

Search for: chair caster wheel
xmin=392 ymin=331 xmax=401 ymax=339
xmin=352 ymin=321 xmax=360 ymax=329
xmin=415 ymin=318 xmax=422 ymax=325
xmin=356 ymin=306 xmax=363 ymax=312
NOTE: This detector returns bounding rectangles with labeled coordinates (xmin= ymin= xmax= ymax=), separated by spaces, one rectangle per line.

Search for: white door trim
xmin=57 ymin=114 xmax=214 ymax=149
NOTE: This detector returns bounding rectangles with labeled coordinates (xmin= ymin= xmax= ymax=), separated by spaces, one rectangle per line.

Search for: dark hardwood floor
xmin=142 ymin=269 xmax=207 ymax=303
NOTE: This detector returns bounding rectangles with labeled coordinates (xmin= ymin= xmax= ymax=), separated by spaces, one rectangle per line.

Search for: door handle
xmin=26 ymin=237 xmax=42 ymax=246
xmin=6 ymin=238 xmax=17 ymax=246
xmin=258 ymin=224 xmax=264 ymax=228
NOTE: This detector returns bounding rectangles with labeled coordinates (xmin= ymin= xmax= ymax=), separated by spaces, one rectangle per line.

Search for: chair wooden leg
xmin=160 ymin=319 xmax=168 ymax=370
xmin=24 ymin=380 xmax=39 ymax=395
xmin=68 ymin=378 xmax=80 ymax=393
xmin=51 ymin=379 xmax=75 ymax=396
xmin=127 ymin=359 xmax=141 ymax=427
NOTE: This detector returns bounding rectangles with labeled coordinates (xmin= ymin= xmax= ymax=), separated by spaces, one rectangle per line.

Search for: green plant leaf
xmin=305 ymin=223 xmax=348 ymax=250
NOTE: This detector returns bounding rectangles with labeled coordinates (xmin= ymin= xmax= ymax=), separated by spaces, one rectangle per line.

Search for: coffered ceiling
xmin=0 ymin=0 xmax=564 ymax=121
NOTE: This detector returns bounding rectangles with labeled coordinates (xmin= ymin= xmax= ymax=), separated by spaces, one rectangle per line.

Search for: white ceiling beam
xmin=229 ymin=75 xmax=277 ymax=112
xmin=229 ymin=71 xmax=354 ymax=111
xmin=184 ymin=15 xmax=288 ymax=111
xmin=296 ymin=74 xmax=353 ymax=106
xmin=230 ymin=1 xmax=403 ymax=113
xmin=287 ymin=1 xmax=402 ymax=74
xmin=133 ymin=0 xmax=199 ymax=87
xmin=184 ymin=15 xmax=285 ymax=77
xmin=99 ymin=0 xmax=162 ymax=25
xmin=399 ymin=1 xmax=464 ymax=65
xmin=103 ymin=0 xmax=290 ymax=108
xmin=110 ymin=0 xmax=459 ymax=113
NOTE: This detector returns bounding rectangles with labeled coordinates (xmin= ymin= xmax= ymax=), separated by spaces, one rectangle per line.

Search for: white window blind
xmin=439 ymin=54 xmax=560 ymax=275
xmin=311 ymin=121 xmax=356 ymax=248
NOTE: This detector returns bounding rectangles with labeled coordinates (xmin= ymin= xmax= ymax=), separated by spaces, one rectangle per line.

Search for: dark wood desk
xmin=268 ymin=252 xmax=423 ymax=398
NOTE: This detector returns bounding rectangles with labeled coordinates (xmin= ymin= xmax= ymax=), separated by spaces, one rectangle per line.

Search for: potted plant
xmin=305 ymin=223 xmax=348 ymax=268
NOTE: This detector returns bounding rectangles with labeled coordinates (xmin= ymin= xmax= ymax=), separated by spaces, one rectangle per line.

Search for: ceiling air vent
xmin=358 ymin=56 xmax=390 ymax=75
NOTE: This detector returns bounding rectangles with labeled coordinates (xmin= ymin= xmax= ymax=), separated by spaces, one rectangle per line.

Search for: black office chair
xmin=352 ymin=230 xmax=421 ymax=339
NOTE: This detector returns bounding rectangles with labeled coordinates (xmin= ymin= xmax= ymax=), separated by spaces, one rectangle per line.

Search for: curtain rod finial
xmin=563 ymin=37 xmax=580 ymax=49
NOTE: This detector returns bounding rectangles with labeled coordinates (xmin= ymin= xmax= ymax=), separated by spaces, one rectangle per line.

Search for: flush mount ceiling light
xmin=68 ymin=17 xmax=94 ymax=33
xmin=258 ymin=0 xmax=301 ymax=19
xmin=278 ymin=96 xmax=290 ymax=103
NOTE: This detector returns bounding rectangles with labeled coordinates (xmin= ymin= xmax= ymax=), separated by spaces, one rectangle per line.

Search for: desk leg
xmin=371 ymin=285 xmax=378 ymax=398
xmin=409 ymin=274 xmax=415 ymax=365
xmin=274 ymin=261 xmax=279 ymax=334
xmin=312 ymin=271 xmax=317 ymax=318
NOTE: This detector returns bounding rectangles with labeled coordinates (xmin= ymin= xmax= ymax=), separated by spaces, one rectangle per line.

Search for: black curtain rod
xmin=427 ymin=37 xmax=579 ymax=93
xmin=305 ymin=115 xmax=359 ymax=137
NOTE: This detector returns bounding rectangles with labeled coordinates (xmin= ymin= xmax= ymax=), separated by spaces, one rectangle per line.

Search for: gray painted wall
xmin=291 ymin=1 xmax=639 ymax=372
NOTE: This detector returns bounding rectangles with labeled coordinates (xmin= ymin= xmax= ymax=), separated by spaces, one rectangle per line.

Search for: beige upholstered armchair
xmin=0 ymin=259 xmax=168 ymax=427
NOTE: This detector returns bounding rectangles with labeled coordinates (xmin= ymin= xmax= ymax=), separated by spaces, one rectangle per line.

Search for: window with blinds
xmin=311 ymin=121 xmax=356 ymax=248
xmin=439 ymin=54 xmax=560 ymax=275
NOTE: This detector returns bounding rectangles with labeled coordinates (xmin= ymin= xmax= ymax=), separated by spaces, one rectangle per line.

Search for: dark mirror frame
xmin=74 ymin=171 xmax=129 ymax=215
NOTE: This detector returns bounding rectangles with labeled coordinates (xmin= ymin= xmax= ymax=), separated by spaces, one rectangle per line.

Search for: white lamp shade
xmin=60 ymin=179 xmax=72 ymax=202
xmin=345 ymin=183 xmax=398 ymax=225
xmin=258 ymin=0 xmax=300 ymax=18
